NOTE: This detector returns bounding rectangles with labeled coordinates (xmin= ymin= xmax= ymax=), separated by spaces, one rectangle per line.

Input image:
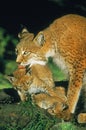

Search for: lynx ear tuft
xmin=18 ymin=26 xmax=28 ymax=38
xmin=34 ymin=32 xmax=45 ymax=46
xmin=21 ymin=28 xmax=29 ymax=33
xmin=18 ymin=27 xmax=34 ymax=41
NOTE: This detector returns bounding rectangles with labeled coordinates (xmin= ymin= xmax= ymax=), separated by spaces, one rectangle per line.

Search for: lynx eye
xmin=22 ymin=51 xmax=31 ymax=56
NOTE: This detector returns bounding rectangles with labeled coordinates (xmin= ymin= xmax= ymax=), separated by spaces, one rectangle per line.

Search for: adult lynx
xmin=16 ymin=14 xmax=86 ymax=119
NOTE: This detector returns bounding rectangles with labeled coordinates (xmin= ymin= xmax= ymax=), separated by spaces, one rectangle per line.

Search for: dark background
xmin=0 ymin=0 xmax=86 ymax=36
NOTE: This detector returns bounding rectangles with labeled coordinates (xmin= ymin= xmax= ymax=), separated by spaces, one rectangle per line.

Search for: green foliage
xmin=20 ymin=101 xmax=60 ymax=130
xmin=0 ymin=27 xmax=18 ymax=58
xmin=5 ymin=60 xmax=17 ymax=75
xmin=47 ymin=58 xmax=66 ymax=81
xmin=0 ymin=28 xmax=9 ymax=57
xmin=0 ymin=99 xmax=61 ymax=130
xmin=0 ymin=100 xmax=84 ymax=130
xmin=0 ymin=27 xmax=18 ymax=89
xmin=0 ymin=73 xmax=12 ymax=89
xmin=57 ymin=122 xmax=76 ymax=130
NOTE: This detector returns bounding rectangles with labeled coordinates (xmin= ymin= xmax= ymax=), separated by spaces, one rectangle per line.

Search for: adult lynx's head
xmin=16 ymin=28 xmax=47 ymax=67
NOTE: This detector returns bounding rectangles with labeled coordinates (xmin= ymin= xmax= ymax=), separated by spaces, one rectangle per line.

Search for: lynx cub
xmin=32 ymin=87 xmax=68 ymax=116
xmin=7 ymin=66 xmax=68 ymax=114
xmin=16 ymin=14 xmax=86 ymax=120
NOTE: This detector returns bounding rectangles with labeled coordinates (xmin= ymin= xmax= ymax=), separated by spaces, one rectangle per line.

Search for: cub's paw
xmin=59 ymin=109 xmax=73 ymax=121
xmin=48 ymin=107 xmax=72 ymax=121
xmin=31 ymin=94 xmax=36 ymax=104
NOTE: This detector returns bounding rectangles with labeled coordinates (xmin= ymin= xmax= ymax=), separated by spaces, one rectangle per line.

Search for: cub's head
xmin=6 ymin=68 xmax=31 ymax=92
xmin=6 ymin=68 xmax=32 ymax=101
xmin=16 ymin=28 xmax=55 ymax=67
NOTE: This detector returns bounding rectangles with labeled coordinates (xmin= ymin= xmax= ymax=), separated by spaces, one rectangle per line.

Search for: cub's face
xmin=7 ymin=75 xmax=29 ymax=92
xmin=7 ymin=68 xmax=31 ymax=92
xmin=7 ymin=70 xmax=32 ymax=101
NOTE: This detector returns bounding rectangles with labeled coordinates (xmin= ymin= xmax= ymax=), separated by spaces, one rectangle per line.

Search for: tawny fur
xmin=7 ymin=66 xmax=68 ymax=115
xmin=78 ymin=113 xmax=86 ymax=123
xmin=16 ymin=14 xmax=86 ymax=120
xmin=32 ymin=87 xmax=67 ymax=113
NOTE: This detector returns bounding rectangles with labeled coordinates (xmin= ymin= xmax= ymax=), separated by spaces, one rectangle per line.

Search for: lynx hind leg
xmin=78 ymin=113 xmax=86 ymax=123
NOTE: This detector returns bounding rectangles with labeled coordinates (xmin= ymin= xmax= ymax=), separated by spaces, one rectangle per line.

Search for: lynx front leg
xmin=56 ymin=66 xmax=85 ymax=121
xmin=67 ymin=64 xmax=85 ymax=115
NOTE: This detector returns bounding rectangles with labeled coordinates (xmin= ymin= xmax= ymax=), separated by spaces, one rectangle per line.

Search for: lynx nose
xmin=16 ymin=58 xmax=20 ymax=64
xmin=16 ymin=55 xmax=22 ymax=64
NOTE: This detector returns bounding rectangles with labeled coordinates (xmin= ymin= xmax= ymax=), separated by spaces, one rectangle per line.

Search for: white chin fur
xmin=29 ymin=60 xmax=46 ymax=67
xmin=20 ymin=63 xmax=29 ymax=66
xmin=20 ymin=59 xmax=46 ymax=67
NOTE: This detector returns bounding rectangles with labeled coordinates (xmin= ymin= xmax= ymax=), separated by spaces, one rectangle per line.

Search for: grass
xmin=51 ymin=121 xmax=77 ymax=130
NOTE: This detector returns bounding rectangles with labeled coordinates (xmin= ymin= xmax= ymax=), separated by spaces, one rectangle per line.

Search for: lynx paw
xmin=48 ymin=107 xmax=72 ymax=121
xmin=78 ymin=113 xmax=86 ymax=123
xmin=59 ymin=109 xmax=72 ymax=121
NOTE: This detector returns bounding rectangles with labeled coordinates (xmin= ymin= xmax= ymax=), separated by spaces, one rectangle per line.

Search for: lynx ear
xmin=18 ymin=28 xmax=28 ymax=38
xmin=5 ymin=75 xmax=15 ymax=83
xmin=18 ymin=27 xmax=34 ymax=41
xmin=34 ymin=32 xmax=45 ymax=46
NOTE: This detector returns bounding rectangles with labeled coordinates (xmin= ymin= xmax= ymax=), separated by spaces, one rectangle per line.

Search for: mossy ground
xmin=0 ymin=88 xmax=86 ymax=130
